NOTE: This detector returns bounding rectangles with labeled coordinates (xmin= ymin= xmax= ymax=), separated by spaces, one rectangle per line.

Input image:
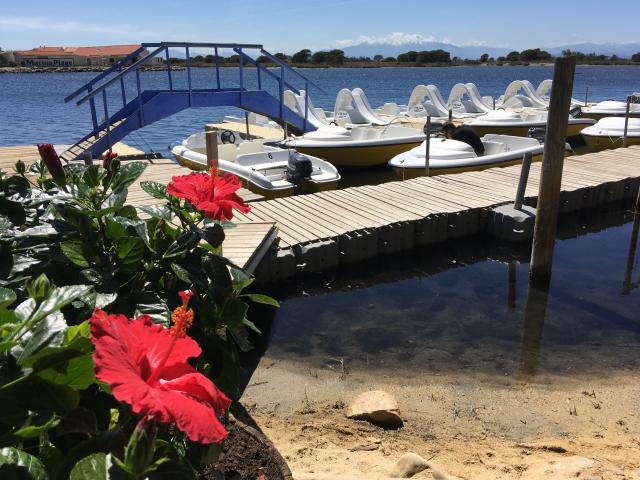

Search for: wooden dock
xmin=233 ymin=146 xmax=640 ymax=283
xmin=2 ymin=144 xmax=639 ymax=283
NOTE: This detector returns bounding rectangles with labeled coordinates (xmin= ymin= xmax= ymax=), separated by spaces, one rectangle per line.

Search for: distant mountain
xmin=547 ymin=43 xmax=640 ymax=58
xmin=340 ymin=42 xmax=511 ymax=60
xmin=338 ymin=40 xmax=640 ymax=60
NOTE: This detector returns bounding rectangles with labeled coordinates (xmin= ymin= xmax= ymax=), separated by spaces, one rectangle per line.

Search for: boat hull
xmin=392 ymin=152 xmax=545 ymax=179
xmin=579 ymin=111 xmax=640 ymax=121
xmin=294 ymin=141 xmax=423 ymax=167
xmin=468 ymin=122 xmax=590 ymax=138
xmin=175 ymin=153 xmax=339 ymax=200
xmin=582 ymin=134 xmax=640 ymax=151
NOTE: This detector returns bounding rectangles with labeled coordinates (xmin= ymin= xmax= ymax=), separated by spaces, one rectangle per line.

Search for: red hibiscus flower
xmin=37 ymin=143 xmax=65 ymax=186
xmin=167 ymin=168 xmax=250 ymax=221
xmin=90 ymin=293 xmax=231 ymax=444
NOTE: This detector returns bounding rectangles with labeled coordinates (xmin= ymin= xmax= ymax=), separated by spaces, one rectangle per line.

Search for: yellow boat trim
xmin=295 ymin=141 xmax=423 ymax=167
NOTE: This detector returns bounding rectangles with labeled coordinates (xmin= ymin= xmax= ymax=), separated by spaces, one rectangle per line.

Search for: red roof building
xmin=13 ymin=45 xmax=147 ymax=67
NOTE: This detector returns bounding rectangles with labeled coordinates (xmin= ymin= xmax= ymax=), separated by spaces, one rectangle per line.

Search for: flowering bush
xmin=0 ymin=156 xmax=277 ymax=478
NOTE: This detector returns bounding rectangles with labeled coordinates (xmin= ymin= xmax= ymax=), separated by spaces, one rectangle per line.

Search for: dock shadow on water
xmin=248 ymin=202 xmax=640 ymax=387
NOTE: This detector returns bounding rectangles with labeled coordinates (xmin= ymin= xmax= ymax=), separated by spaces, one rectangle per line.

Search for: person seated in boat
xmin=441 ymin=121 xmax=485 ymax=156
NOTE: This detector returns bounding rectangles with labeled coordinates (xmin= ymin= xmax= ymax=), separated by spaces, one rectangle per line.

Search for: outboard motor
xmin=527 ymin=127 xmax=546 ymax=141
xmin=569 ymin=106 xmax=582 ymax=118
xmin=285 ymin=150 xmax=313 ymax=188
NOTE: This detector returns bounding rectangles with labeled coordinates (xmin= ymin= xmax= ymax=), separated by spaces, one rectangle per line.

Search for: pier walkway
xmin=233 ymin=146 xmax=640 ymax=282
xmin=2 ymin=144 xmax=638 ymax=282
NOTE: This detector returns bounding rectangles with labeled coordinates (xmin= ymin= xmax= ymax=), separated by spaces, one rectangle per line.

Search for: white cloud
xmin=332 ymin=32 xmax=504 ymax=49
xmin=0 ymin=16 xmax=157 ymax=40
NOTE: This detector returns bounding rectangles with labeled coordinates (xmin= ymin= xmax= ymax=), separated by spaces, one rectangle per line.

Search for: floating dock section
xmin=233 ymin=146 xmax=640 ymax=283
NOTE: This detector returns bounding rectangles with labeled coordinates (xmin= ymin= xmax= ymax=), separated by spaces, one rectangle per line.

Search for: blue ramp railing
xmin=62 ymin=41 xmax=326 ymax=161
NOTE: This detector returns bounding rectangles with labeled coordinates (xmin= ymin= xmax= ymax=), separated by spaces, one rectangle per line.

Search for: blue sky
xmin=0 ymin=0 xmax=636 ymax=52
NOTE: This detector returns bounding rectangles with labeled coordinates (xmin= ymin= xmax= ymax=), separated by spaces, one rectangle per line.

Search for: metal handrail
xmin=259 ymin=49 xmax=326 ymax=95
xmin=142 ymin=42 xmax=263 ymax=49
xmin=75 ymin=45 xmax=166 ymax=105
xmin=64 ymin=45 xmax=146 ymax=103
xmin=233 ymin=48 xmax=298 ymax=92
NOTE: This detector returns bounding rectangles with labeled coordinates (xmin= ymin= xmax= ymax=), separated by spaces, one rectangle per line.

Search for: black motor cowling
xmin=285 ymin=150 xmax=313 ymax=185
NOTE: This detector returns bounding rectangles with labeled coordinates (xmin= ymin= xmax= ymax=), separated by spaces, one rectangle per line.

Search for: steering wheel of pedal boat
xmin=220 ymin=130 xmax=237 ymax=145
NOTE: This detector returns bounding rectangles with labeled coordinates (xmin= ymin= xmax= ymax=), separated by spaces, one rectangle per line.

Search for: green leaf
xmin=103 ymin=219 xmax=127 ymax=240
xmin=0 ymin=287 xmax=16 ymax=308
xmin=0 ymin=197 xmax=26 ymax=226
xmin=221 ymin=299 xmax=248 ymax=329
xmin=14 ymin=413 xmax=60 ymax=438
xmin=20 ymin=321 xmax=95 ymax=390
xmin=69 ymin=453 xmax=114 ymax=480
xmin=231 ymin=268 xmax=254 ymax=291
xmin=57 ymin=408 xmax=98 ymax=436
xmin=113 ymin=237 xmax=144 ymax=267
xmin=110 ymin=162 xmax=147 ymax=194
xmin=0 ymin=214 xmax=11 ymax=233
xmin=82 ymin=166 xmax=102 ymax=188
xmin=60 ymin=240 xmax=90 ymax=268
xmin=138 ymin=205 xmax=173 ymax=221
xmin=30 ymin=285 xmax=92 ymax=324
xmin=0 ymin=447 xmax=49 ymax=480
xmin=139 ymin=181 xmax=169 ymax=200
xmin=170 ymin=263 xmax=191 ymax=283
xmin=241 ymin=293 xmax=279 ymax=307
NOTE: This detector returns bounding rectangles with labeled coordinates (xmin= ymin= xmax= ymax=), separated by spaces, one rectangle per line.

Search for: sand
xmin=241 ymin=356 xmax=640 ymax=479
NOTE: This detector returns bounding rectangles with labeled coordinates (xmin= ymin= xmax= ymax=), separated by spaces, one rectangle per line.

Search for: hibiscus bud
xmin=26 ymin=274 xmax=54 ymax=302
xmin=123 ymin=417 xmax=158 ymax=476
xmin=14 ymin=160 xmax=26 ymax=175
xmin=102 ymin=151 xmax=119 ymax=171
xmin=37 ymin=143 xmax=66 ymax=186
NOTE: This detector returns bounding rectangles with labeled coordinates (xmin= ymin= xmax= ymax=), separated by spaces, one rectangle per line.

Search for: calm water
xmin=252 ymin=205 xmax=640 ymax=381
xmin=1 ymin=65 xmax=639 ymax=153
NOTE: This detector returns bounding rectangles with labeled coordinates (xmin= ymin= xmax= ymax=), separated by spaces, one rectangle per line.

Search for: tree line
xmin=169 ymin=47 xmax=640 ymax=68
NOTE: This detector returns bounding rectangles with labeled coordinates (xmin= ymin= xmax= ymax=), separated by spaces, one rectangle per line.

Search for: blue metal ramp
xmin=61 ymin=42 xmax=325 ymax=162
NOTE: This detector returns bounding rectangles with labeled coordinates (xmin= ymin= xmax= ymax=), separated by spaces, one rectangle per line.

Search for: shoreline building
xmin=12 ymin=44 xmax=154 ymax=67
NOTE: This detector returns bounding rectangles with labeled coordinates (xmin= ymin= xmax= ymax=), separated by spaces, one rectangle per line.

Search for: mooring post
xmin=529 ymin=56 xmax=576 ymax=280
xmin=448 ymin=109 xmax=452 ymax=122
xmin=245 ymin=112 xmax=251 ymax=140
xmin=492 ymin=97 xmax=496 ymax=110
xmin=623 ymin=97 xmax=631 ymax=148
xmin=205 ymin=130 xmax=219 ymax=170
xmin=514 ymin=152 xmax=533 ymax=210
xmin=83 ymin=152 xmax=93 ymax=165
xmin=584 ymin=85 xmax=588 ymax=107
xmin=424 ymin=115 xmax=431 ymax=177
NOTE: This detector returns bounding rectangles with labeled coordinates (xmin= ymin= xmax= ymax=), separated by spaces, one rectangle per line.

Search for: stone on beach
xmin=389 ymin=452 xmax=429 ymax=478
xmin=346 ymin=390 xmax=403 ymax=429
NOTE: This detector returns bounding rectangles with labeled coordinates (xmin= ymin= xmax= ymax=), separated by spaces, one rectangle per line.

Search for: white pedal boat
xmin=579 ymin=100 xmax=640 ymax=120
xmin=279 ymin=124 xmax=425 ymax=167
xmin=171 ymin=132 xmax=340 ymax=199
xmin=581 ymin=117 xmax=640 ymax=149
xmin=464 ymin=110 xmax=595 ymax=137
xmin=389 ymin=134 xmax=547 ymax=178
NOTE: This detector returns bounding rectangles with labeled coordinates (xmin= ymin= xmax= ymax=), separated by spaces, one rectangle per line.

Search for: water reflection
xmin=519 ymin=276 xmax=551 ymax=378
xmin=623 ymin=211 xmax=640 ymax=295
xmin=247 ymin=202 xmax=639 ymax=385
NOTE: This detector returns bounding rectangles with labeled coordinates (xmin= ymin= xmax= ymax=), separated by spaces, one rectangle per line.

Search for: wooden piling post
xmin=623 ymin=98 xmax=631 ymax=148
xmin=205 ymin=130 xmax=219 ymax=170
xmin=424 ymin=116 xmax=431 ymax=177
xmin=83 ymin=152 xmax=93 ymax=165
xmin=529 ymin=56 xmax=576 ymax=279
